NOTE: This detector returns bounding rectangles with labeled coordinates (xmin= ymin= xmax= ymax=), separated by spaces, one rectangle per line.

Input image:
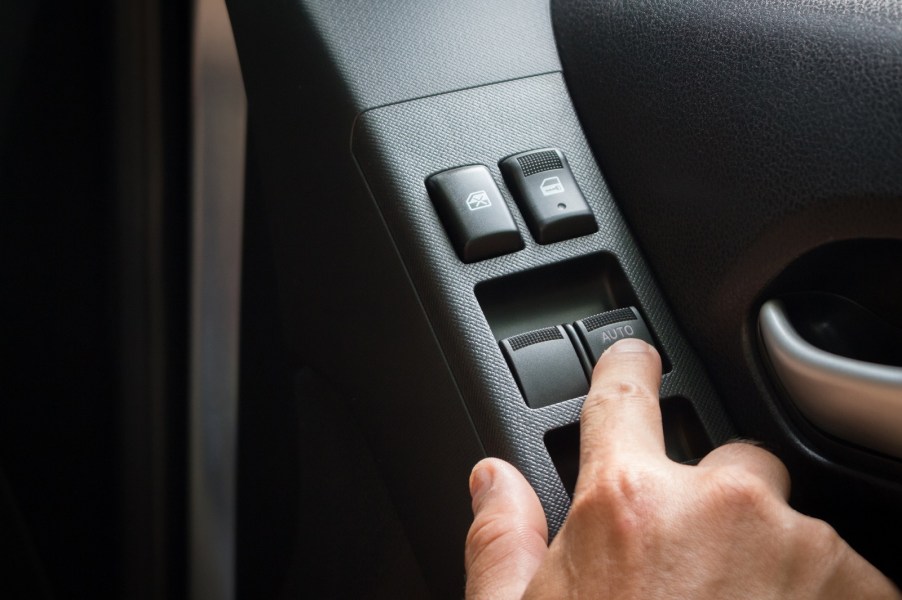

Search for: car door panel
xmin=554 ymin=0 xmax=902 ymax=581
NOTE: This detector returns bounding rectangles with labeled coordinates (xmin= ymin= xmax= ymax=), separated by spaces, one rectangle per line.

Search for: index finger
xmin=580 ymin=338 xmax=664 ymax=471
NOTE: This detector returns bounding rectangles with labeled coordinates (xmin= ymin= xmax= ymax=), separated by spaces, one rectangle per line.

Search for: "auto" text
xmin=601 ymin=325 xmax=635 ymax=343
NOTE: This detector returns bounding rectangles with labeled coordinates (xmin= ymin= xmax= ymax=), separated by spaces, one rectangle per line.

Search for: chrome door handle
xmin=759 ymin=299 xmax=902 ymax=459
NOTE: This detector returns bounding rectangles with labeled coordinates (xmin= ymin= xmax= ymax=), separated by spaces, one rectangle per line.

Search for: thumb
xmin=464 ymin=458 xmax=548 ymax=599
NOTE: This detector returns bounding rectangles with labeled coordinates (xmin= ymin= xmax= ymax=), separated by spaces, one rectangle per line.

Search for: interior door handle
xmin=759 ymin=299 xmax=902 ymax=459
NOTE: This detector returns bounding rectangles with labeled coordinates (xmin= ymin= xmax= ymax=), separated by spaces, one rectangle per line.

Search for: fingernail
xmin=469 ymin=464 xmax=493 ymax=507
xmin=606 ymin=338 xmax=650 ymax=354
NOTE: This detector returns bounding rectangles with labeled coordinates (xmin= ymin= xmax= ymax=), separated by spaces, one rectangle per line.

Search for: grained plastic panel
xmin=304 ymin=0 xmax=560 ymax=108
xmin=352 ymin=73 xmax=733 ymax=533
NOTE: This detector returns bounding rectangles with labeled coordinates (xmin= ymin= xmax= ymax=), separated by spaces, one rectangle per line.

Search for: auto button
xmin=574 ymin=307 xmax=656 ymax=363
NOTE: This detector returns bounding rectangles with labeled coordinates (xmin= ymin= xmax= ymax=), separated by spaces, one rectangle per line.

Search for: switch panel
xmin=500 ymin=325 xmax=589 ymax=409
xmin=574 ymin=307 xmax=655 ymax=363
xmin=426 ymin=165 xmax=523 ymax=263
xmin=500 ymin=148 xmax=596 ymax=244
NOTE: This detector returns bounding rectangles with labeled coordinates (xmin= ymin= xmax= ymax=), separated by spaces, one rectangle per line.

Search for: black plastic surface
xmin=476 ymin=252 xmax=638 ymax=342
xmin=228 ymin=1 xmax=735 ymax=594
xmin=303 ymin=0 xmax=561 ymax=108
xmin=782 ymin=293 xmax=902 ymax=368
xmin=553 ymin=0 xmax=902 ymax=580
xmin=426 ymin=165 xmax=522 ymax=262
xmin=501 ymin=325 xmax=589 ymax=408
xmin=229 ymin=2 xmax=497 ymax=594
xmin=661 ymin=397 xmax=715 ymax=465
xmin=500 ymin=148 xmax=596 ymax=244
xmin=354 ymin=73 xmax=734 ymax=536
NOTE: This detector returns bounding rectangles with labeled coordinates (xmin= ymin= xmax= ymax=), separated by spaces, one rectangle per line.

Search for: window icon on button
xmin=499 ymin=148 xmax=596 ymax=244
xmin=540 ymin=177 xmax=565 ymax=196
xmin=466 ymin=190 xmax=492 ymax=211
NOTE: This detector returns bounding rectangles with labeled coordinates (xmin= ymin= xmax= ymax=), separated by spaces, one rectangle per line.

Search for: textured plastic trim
xmin=352 ymin=73 xmax=734 ymax=534
xmin=303 ymin=0 xmax=561 ymax=109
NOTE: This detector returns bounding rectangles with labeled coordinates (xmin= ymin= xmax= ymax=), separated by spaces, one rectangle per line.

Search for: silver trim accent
xmin=189 ymin=0 xmax=246 ymax=598
xmin=759 ymin=300 xmax=902 ymax=459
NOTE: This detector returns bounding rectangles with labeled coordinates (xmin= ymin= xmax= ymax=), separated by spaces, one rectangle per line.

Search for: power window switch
xmin=500 ymin=148 xmax=596 ymax=244
xmin=500 ymin=325 xmax=589 ymax=409
xmin=426 ymin=165 xmax=523 ymax=263
xmin=574 ymin=307 xmax=656 ymax=363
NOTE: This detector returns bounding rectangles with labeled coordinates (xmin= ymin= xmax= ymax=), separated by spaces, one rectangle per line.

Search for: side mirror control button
xmin=425 ymin=165 xmax=523 ymax=263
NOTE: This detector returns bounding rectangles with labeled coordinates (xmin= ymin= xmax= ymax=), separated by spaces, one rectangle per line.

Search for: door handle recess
xmin=759 ymin=299 xmax=902 ymax=459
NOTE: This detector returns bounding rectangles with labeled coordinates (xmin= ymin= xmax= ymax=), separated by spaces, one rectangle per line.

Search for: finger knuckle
xmin=587 ymin=380 xmax=655 ymax=412
xmin=465 ymin=516 xmax=510 ymax=564
xmin=707 ymin=464 xmax=773 ymax=513
xmin=572 ymin=466 xmax=656 ymax=539
xmin=794 ymin=516 xmax=844 ymax=559
xmin=465 ymin=515 xmax=546 ymax=582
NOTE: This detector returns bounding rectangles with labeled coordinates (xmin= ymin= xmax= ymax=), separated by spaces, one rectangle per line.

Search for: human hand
xmin=465 ymin=338 xmax=901 ymax=599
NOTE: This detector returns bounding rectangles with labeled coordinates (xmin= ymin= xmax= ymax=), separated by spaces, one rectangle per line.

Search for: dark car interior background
xmin=3 ymin=0 xmax=901 ymax=598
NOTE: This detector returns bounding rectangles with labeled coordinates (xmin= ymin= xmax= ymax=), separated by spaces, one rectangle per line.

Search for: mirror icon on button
xmin=466 ymin=190 xmax=492 ymax=210
xmin=426 ymin=165 xmax=523 ymax=263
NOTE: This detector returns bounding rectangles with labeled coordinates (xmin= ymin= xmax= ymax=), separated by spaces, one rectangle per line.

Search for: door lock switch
xmin=426 ymin=165 xmax=523 ymax=263
xmin=574 ymin=307 xmax=656 ymax=364
xmin=500 ymin=148 xmax=596 ymax=244
xmin=500 ymin=325 xmax=589 ymax=409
